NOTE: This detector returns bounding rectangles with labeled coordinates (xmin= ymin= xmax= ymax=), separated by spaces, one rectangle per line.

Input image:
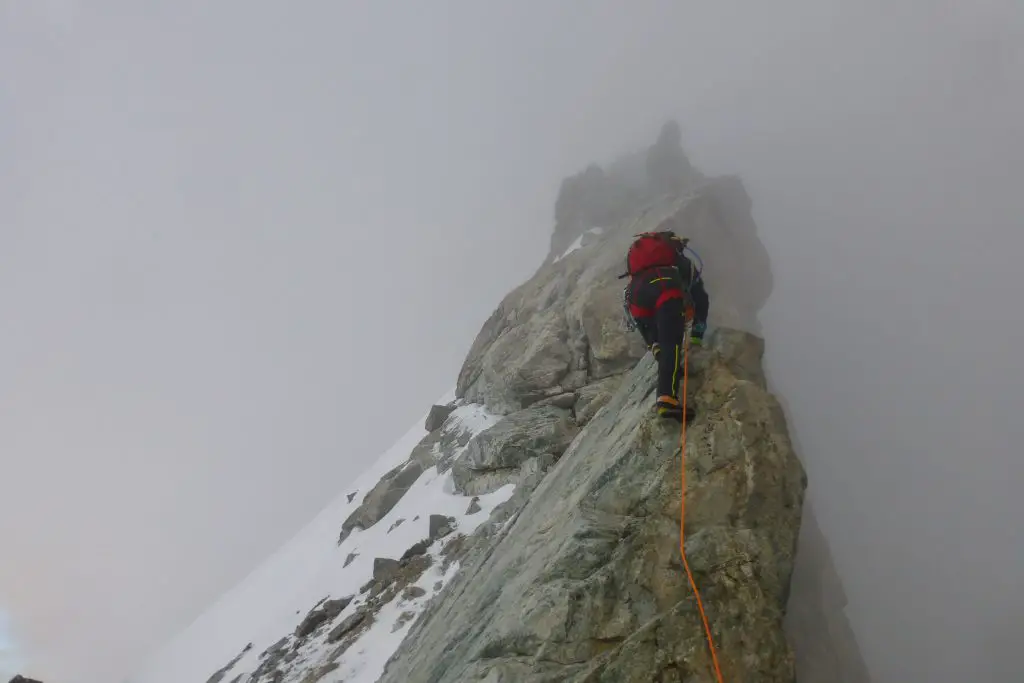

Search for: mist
xmin=2 ymin=1 xmax=1022 ymax=682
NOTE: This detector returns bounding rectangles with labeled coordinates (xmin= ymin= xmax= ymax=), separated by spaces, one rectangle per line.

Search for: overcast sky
xmin=1 ymin=1 xmax=1022 ymax=682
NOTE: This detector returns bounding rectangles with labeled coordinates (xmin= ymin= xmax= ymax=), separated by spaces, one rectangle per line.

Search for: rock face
xmin=9 ymin=677 xmax=45 ymax=683
xmin=458 ymin=175 xmax=774 ymax=417
xmin=379 ymin=330 xmax=808 ymax=682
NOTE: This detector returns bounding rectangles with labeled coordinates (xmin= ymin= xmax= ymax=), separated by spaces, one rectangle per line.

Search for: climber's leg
xmin=654 ymin=298 xmax=693 ymax=423
xmin=655 ymin=298 xmax=685 ymax=397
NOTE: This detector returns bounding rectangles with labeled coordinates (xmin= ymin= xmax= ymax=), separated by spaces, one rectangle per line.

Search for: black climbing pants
xmin=632 ymin=301 xmax=687 ymax=400
xmin=622 ymin=264 xmax=688 ymax=401
xmin=626 ymin=266 xmax=689 ymax=401
xmin=652 ymin=297 xmax=687 ymax=400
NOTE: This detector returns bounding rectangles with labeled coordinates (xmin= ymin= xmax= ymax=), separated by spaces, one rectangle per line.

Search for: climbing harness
xmin=679 ymin=340 xmax=725 ymax=682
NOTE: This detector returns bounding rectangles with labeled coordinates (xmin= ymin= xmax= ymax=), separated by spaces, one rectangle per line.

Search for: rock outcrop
xmin=294 ymin=597 xmax=353 ymax=638
xmin=378 ymin=327 xmax=807 ymax=682
xmin=424 ymin=403 xmax=456 ymax=432
xmin=9 ymin=677 xmax=45 ymax=683
xmin=452 ymin=405 xmax=579 ymax=496
xmin=337 ymin=459 xmax=427 ymax=544
xmin=549 ymin=164 xmax=626 ymax=262
xmin=646 ymin=120 xmax=698 ymax=197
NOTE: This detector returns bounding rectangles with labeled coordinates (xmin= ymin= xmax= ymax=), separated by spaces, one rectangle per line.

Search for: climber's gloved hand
xmin=690 ymin=321 xmax=707 ymax=346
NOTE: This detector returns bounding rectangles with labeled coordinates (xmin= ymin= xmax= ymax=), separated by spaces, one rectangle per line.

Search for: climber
xmin=619 ymin=230 xmax=697 ymax=423
xmin=658 ymin=229 xmax=711 ymax=346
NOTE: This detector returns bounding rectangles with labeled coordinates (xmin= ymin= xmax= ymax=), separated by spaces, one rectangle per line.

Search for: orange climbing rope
xmin=679 ymin=337 xmax=726 ymax=682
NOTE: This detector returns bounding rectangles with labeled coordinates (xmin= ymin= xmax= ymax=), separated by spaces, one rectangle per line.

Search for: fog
xmin=2 ymin=1 xmax=1022 ymax=681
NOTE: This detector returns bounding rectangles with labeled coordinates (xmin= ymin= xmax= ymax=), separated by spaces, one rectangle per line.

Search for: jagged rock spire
xmin=645 ymin=118 xmax=695 ymax=197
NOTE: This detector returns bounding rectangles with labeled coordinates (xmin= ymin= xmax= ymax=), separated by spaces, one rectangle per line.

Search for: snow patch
xmin=319 ymin=486 xmax=512 ymax=683
xmin=445 ymin=402 xmax=502 ymax=435
xmin=554 ymin=226 xmax=605 ymax=262
xmin=131 ymin=390 xmax=507 ymax=683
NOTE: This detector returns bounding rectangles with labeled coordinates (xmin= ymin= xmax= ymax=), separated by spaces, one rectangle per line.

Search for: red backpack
xmin=622 ymin=231 xmax=679 ymax=277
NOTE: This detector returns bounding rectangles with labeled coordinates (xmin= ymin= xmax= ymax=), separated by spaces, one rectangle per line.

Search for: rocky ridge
xmin=379 ymin=328 xmax=807 ymax=682
xmin=196 ymin=122 xmax=870 ymax=683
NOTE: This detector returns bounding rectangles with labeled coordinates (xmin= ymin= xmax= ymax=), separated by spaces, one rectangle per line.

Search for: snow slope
xmin=132 ymin=389 xmax=510 ymax=683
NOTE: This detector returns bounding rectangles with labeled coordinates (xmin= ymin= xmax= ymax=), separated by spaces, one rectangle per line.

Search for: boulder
xmin=574 ymin=373 xmax=628 ymax=425
xmin=451 ymin=405 xmax=579 ymax=496
xmin=428 ymin=514 xmax=456 ymax=541
xmin=414 ymin=404 xmax=503 ymax=473
xmin=406 ymin=430 xmax=442 ymax=469
xmin=532 ymin=391 xmax=577 ymax=410
xmin=294 ymin=596 xmax=352 ymax=639
xmin=372 ymin=558 xmax=402 ymax=584
xmin=403 ymin=585 xmax=427 ymax=600
xmin=327 ymin=612 xmax=367 ymax=644
xmin=424 ymin=403 xmax=456 ymax=432
xmin=400 ymin=540 xmax=430 ymax=561
xmin=337 ymin=460 xmax=425 ymax=544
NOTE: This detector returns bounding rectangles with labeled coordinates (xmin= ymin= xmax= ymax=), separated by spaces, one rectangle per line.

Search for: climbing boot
xmin=656 ymin=395 xmax=696 ymax=424
xmin=690 ymin=321 xmax=707 ymax=347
